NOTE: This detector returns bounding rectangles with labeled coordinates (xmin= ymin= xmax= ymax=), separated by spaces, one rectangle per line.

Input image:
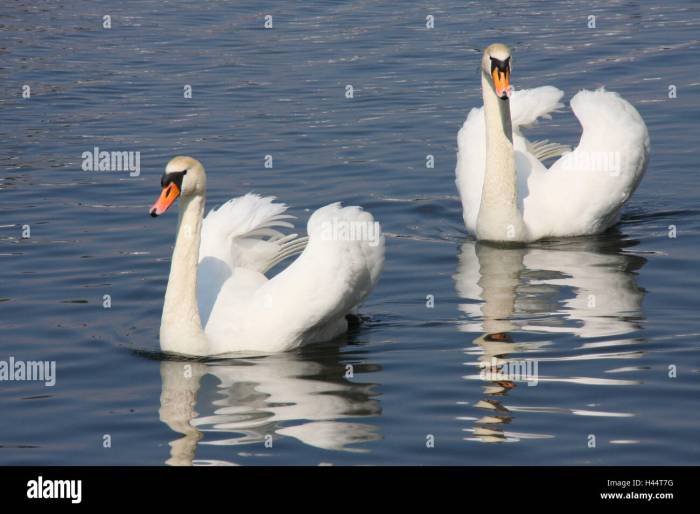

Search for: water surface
xmin=1 ymin=0 xmax=699 ymax=465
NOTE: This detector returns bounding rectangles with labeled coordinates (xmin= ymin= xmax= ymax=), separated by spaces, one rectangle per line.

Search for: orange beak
xmin=149 ymin=182 xmax=180 ymax=217
xmin=492 ymin=67 xmax=511 ymax=99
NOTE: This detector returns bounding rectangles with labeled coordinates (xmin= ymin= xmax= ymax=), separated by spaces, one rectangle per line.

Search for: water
xmin=1 ymin=0 xmax=699 ymax=465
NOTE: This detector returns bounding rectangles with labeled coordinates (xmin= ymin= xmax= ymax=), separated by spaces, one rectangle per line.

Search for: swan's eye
xmin=161 ymin=171 xmax=187 ymax=190
xmin=490 ymin=56 xmax=511 ymax=73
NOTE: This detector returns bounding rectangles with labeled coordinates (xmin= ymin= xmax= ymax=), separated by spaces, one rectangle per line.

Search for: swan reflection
xmin=454 ymin=234 xmax=646 ymax=443
xmin=159 ymin=346 xmax=381 ymax=465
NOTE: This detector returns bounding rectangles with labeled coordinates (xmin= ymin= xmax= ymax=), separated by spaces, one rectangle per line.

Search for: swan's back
xmin=522 ymin=88 xmax=649 ymax=239
xmin=197 ymin=193 xmax=304 ymax=329
xmin=456 ymin=86 xmax=649 ymax=240
xmin=197 ymin=196 xmax=385 ymax=353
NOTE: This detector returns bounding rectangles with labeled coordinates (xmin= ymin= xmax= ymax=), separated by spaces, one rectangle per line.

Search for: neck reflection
xmin=159 ymin=345 xmax=382 ymax=465
xmin=454 ymin=234 xmax=647 ymax=443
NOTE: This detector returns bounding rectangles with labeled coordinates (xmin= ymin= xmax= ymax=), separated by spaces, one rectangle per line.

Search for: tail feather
xmin=263 ymin=235 xmax=309 ymax=272
xmin=511 ymin=86 xmax=565 ymax=129
xmin=199 ymin=193 xmax=306 ymax=274
xmin=529 ymin=139 xmax=571 ymax=162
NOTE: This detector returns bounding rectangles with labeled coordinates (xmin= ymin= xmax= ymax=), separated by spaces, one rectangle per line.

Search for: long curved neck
xmin=477 ymin=71 xmax=526 ymax=242
xmin=160 ymin=194 xmax=208 ymax=355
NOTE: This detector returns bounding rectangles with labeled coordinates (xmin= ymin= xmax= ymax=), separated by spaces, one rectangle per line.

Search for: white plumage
xmin=200 ymin=195 xmax=384 ymax=354
xmin=151 ymin=157 xmax=384 ymax=356
xmin=456 ymin=44 xmax=650 ymax=242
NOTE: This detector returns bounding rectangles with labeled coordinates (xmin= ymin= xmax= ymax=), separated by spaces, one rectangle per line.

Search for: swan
xmin=149 ymin=156 xmax=384 ymax=356
xmin=456 ymin=43 xmax=650 ymax=242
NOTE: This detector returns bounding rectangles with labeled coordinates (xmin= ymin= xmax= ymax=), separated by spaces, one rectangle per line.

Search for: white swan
xmin=149 ymin=156 xmax=384 ymax=356
xmin=456 ymin=43 xmax=650 ymax=242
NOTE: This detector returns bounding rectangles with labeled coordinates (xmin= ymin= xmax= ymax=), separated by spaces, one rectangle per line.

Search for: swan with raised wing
xmin=456 ymin=43 xmax=650 ymax=242
xmin=149 ymin=156 xmax=384 ymax=356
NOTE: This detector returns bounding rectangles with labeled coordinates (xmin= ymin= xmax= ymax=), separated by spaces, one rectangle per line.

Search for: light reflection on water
xmin=159 ymin=346 xmax=382 ymax=466
xmin=455 ymin=235 xmax=647 ymax=444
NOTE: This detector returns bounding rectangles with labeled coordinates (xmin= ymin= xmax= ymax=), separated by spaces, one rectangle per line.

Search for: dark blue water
xmin=1 ymin=0 xmax=699 ymax=465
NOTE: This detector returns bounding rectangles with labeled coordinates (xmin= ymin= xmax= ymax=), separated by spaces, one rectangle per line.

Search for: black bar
xmin=0 ymin=466 xmax=695 ymax=507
